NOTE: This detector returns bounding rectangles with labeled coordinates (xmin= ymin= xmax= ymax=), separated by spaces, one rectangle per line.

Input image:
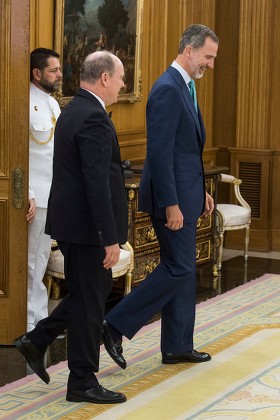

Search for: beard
xmin=39 ymin=77 xmax=61 ymax=94
xmin=192 ymin=66 xmax=206 ymax=79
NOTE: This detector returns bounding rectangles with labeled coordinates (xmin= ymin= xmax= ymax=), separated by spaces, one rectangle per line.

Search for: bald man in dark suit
xmin=14 ymin=51 xmax=128 ymax=405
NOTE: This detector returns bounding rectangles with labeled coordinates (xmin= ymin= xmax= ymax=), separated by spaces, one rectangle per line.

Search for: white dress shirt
xmin=171 ymin=60 xmax=192 ymax=88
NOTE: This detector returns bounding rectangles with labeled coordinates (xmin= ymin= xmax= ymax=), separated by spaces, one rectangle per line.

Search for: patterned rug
xmin=1 ymin=273 xmax=280 ymax=419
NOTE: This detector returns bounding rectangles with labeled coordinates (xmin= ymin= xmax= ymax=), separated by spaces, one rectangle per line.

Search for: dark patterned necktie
xmin=188 ymin=79 xmax=198 ymax=112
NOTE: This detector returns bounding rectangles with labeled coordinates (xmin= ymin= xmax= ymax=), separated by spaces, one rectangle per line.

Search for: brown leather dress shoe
xmin=66 ymin=384 xmax=127 ymax=404
xmin=102 ymin=320 xmax=126 ymax=369
xmin=14 ymin=334 xmax=49 ymax=384
xmin=162 ymin=350 xmax=211 ymax=364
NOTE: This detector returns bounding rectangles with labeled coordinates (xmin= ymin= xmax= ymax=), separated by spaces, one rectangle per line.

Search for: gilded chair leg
xmin=212 ymin=274 xmax=221 ymax=295
xmin=51 ymin=278 xmax=61 ymax=300
xmin=212 ymin=229 xmax=220 ymax=277
xmin=212 ymin=263 xmax=219 ymax=277
xmin=244 ymin=226 xmax=250 ymax=261
xmin=44 ymin=273 xmax=53 ymax=299
xmin=124 ymin=271 xmax=132 ymax=295
xmin=217 ymin=231 xmax=224 ymax=271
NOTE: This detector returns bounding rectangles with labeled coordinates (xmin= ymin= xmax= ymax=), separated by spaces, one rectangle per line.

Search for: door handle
xmin=12 ymin=168 xmax=24 ymax=209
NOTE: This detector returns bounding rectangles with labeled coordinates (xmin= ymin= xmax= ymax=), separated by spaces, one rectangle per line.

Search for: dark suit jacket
xmin=138 ymin=66 xmax=206 ymax=223
xmin=45 ymin=88 xmax=128 ymax=246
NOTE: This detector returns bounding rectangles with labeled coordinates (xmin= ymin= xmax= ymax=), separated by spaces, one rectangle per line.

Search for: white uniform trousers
xmin=27 ymin=207 xmax=51 ymax=330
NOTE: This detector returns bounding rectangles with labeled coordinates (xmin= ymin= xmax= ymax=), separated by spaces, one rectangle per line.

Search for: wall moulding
xmin=0 ymin=0 xmax=10 ymax=178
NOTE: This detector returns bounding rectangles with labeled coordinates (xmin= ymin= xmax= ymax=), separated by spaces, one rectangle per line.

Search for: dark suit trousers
xmin=27 ymin=242 xmax=112 ymax=390
xmin=106 ymin=216 xmax=197 ymax=354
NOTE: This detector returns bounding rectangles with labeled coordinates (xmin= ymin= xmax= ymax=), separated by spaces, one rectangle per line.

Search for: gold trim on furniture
xmin=216 ymin=173 xmax=251 ymax=272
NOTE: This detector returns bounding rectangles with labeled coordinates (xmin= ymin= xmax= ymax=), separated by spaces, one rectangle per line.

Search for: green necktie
xmin=188 ymin=79 xmax=198 ymax=112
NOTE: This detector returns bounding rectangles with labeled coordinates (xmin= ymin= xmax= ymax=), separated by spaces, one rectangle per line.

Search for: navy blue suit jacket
xmin=139 ymin=66 xmax=206 ymax=223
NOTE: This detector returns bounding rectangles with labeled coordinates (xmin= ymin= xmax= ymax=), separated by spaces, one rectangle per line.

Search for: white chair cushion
xmin=112 ymin=249 xmax=131 ymax=275
xmin=217 ymin=204 xmax=250 ymax=227
xmin=47 ymin=248 xmax=131 ymax=277
xmin=47 ymin=249 xmax=64 ymax=274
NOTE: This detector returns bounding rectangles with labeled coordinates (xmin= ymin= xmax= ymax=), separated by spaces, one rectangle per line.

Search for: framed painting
xmin=55 ymin=0 xmax=143 ymax=106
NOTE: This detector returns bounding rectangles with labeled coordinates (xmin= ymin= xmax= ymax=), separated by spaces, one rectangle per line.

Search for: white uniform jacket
xmin=29 ymin=83 xmax=61 ymax=208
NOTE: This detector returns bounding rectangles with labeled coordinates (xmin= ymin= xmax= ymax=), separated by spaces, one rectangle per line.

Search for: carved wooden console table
xmin=125 ymin=166 xmax=227 ymax=289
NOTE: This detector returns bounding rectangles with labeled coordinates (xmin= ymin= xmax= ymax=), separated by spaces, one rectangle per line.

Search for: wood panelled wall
xmin=213 ymin=0 xmax=280 ymax=252
xmin=30 ymin=0 xmax=280 ymax=252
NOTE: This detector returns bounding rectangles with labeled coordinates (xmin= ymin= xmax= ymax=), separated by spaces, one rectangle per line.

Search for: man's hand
xmin=103 ymin=243 xmax=121 ymax=269
xmin=165 ymin=204 xmax=184 ymax=230
xmin=202 ymin=192 xmax=214 ymax=217
xmin=26 ymin=198 xmax=36 ymax=223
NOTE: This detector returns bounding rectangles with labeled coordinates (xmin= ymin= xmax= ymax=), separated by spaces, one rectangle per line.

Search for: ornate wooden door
xmin=0 ymin=0 xmax=30 ymax=344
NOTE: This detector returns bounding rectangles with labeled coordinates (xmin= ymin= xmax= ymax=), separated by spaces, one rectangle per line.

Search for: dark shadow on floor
xmin=196 ymin=256 xmax=280 ymax=303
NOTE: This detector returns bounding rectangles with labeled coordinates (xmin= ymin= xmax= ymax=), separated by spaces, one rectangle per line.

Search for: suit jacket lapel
xmin=167 ymin=67 xmax=203 ymax=142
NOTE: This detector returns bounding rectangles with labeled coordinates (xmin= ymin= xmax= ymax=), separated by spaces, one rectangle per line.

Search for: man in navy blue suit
xmin=103 ymin=24 xmax=219 ymax=368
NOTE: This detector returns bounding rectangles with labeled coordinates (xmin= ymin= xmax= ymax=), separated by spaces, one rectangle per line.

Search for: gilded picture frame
xmin=55 ymin=0 xmax=143 ymax=106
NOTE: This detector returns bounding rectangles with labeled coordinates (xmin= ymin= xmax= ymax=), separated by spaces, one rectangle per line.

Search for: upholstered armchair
xmin=216 ymin=173 xmax=251 ymax=272
xmin=45 ymin=241 xmax=134 ymax=299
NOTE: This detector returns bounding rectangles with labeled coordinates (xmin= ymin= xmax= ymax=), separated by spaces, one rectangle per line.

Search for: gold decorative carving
xmin=135 ymin=225 xmax=158 ymax=248
xmin=128 ymin=189 xmax=135 ymax=200
xmin=12 ymin=168 xmax=24 ymax=209
xmin=196 ymin=240 xmax=211 ymax=265
xmin=135 ymin=246 xmax=160 ymax=258
xmin=135 ymin=215 xmax=151 ymax=224
xmin=196 ymin=214 xmax=211 ymax=232
xmin=134 ymin=255 xmax=160 ymax=283
xmin=124 ymin=169 xmax=223 ymax=289
xmin=205 ymin=178 xmax=213 ymax=194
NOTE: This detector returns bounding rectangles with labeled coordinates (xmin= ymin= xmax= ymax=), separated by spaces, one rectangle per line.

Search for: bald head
xmin=80 ymin=51 xmax=125 ymax=106
xmin=80 ymin=51 xmax=118 ymax=83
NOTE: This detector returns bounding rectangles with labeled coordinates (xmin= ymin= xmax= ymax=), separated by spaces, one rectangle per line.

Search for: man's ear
xmin=32 ymin=68 xmax=42 ymax=81
xmin=184 ymin=46 xmax=192 ymax=57
xmin=101 ymin=72 xmax=108 ymax=87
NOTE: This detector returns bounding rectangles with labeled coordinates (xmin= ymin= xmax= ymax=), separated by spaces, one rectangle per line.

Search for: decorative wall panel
xmin=0 ymin=1 xmax=9 ymax=178
xmin=236 ymin=0 xmax=274 ymax=149
xmin=0 ymin=201 xmax=8 ymax=296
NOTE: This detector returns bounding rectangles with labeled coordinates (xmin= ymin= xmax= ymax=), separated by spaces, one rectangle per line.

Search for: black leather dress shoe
xmin=162 ymin=350 xmax=211 ymax=364
xmin=66 ymin=385 xmax=127 ymax=404
xmin=102 ymin=320 xmax=126 ymax=369
xmin=14 ymin=335 xmax=49 ymax=384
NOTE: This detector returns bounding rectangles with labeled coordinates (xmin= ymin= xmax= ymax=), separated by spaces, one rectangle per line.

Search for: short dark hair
xmin=80 ymin=51 xmax=115 ymax=83
xmin=178 ymin=24 xmax=219 ymax=54
xmin=30 ymin=48 xmax=60 ymax=81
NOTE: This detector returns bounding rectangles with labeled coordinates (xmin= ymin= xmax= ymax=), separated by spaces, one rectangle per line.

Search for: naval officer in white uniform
xmin=27 ymin=48 xmax=62 ymax=331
